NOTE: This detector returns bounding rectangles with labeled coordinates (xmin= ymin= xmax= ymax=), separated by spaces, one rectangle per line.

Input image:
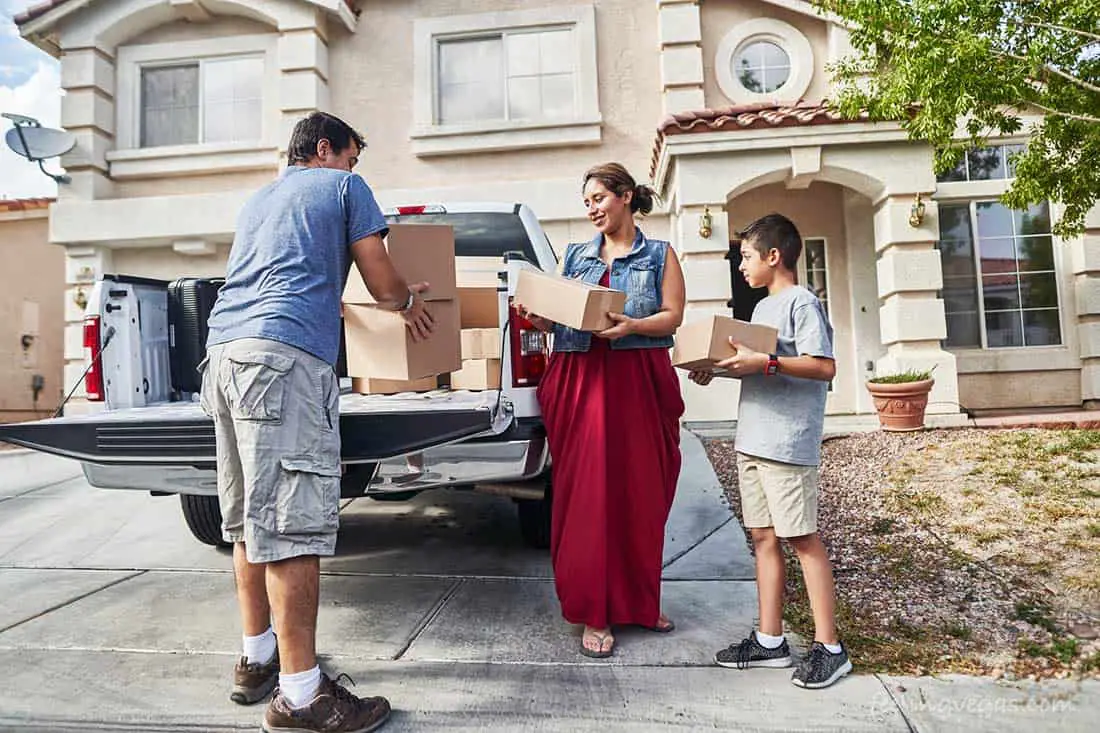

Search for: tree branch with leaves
xmin=816 ymin=0 xmax=1100 ymax=236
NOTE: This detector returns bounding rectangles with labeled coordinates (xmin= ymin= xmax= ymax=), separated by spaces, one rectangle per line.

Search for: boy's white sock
xmin=823 ymin=642 xmax=843 ymax=654
xmin=242 ymin=626 xmax=276 ymax=665
xmin=279 ymin=666 xmax=322 ymax=709
xmin=754 ymin=630 xmax=785 ymax=649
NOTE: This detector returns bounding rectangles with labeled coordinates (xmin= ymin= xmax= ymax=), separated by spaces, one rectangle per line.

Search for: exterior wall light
xmin=908 ymin=193 xmax=926 ymax=227
xmin=699 ymin=206 xmax=713 ymax=239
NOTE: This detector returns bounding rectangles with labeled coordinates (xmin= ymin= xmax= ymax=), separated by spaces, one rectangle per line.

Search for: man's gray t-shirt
xmin=206 ymin=166 xmax=388 ymax=365
xmin=735 ymin=285 xmax=834 ymax=467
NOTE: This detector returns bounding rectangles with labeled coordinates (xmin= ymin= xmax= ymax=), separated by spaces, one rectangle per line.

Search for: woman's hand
xmin=595 ymin=312 xmax=637 ymax=340
xmin=516 ymin=304 xmax=554 ymax=333
xmin=688 ymin=369 xmax=714 ymax=386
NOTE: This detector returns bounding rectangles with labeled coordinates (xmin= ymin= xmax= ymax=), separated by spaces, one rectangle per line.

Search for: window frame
xmin=412 ymin=5 xmax=602 ymax=156
xmin=715 ymin=18 xmax=813 ymax=106
xmin=799 ymin=236 xmax=830 ymax=318
xmin=113 ymin=34 xmax=279 ymax=177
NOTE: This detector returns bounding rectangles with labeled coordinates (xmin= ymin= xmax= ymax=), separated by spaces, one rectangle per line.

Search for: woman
xmin=520 ymin=162 xmax=686 ymax=658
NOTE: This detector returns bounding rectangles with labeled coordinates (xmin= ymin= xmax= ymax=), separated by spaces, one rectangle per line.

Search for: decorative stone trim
xmin=714 ymin=18 xmax=814 ymax=106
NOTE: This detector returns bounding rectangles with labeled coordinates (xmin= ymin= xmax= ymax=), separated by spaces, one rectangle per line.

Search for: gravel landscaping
xmin=703 ymin=428 xmax=1100 ymax=680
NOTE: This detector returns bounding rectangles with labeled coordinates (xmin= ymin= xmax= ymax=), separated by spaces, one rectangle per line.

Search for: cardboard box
xmin=513 ymin=268 xmax=626 ymax=332
xmin=351 ymin=376 xmax=438 ymax=395
xmin=450 ymin=359 xmax=501 ymax=390
xmin=343 ymin=300 xmax=461 ymax=381
xmin=458 ymin=286 xmax=499 ymax=328
xmin=343 ymin=223 xmax=456 ymax=303
xmin=461 ymin=328 xmax=502 ymax=359
xmin=671 ymin=315 xmax=779 ymax=377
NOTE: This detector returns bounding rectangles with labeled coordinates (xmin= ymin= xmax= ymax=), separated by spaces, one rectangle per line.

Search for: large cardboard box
xmin=458 ymin=286 xmax=499 ymax=328
xmin=351 ymin=376 xmax=438 ymax=395
xmin=671 ymin=315 xmax=779 ymax=377
xmin=343 ymin=223 xmax=456 ymax=303
xmin=450 ymin=359 xmax=501 ymax=391
xmin=461 ymin=328 xmax=502 ymax=359
xmin=513 ymin=268 xmax=626 ymax=332
xmin=343 ymin=300 xmax=461 ymax=381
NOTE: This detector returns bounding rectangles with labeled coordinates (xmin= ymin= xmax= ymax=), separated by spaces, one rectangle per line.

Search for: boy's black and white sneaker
xmin=791 ymin=641 xmax=853 ymax=689
xmin=714 ymin=634 xmax=793 ymax=669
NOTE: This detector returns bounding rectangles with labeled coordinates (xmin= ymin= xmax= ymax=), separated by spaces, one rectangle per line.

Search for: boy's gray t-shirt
xmin=735 ymin=285 xmax=834 ymax=466
xmin=206 ymin=166 xmax=388 ymax=365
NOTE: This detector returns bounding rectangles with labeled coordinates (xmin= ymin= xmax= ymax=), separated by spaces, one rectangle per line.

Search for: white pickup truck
xmin=0 ymin=203 xmax=558 ymax=549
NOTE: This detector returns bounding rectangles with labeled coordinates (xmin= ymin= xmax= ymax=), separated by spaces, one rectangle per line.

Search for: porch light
xmin=908 ymin=194 xmax=926 ymax=227
xmin=699 ymin=206 xmax=713 ymax=239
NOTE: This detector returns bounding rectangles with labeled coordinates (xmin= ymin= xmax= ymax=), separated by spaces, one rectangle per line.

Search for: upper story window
xmin=140 ymin=56 xmax=263 ymax=148
xmin=715 ymin=18 xmax=813 ymax=106
xmin=937 ymin=143 xmax=1026 ymax=183
xmin=438 ymin=29 xmax=575 ymax=125
xmin=735 ymin=41 xmax=791 ymax=94
xmin=412 ymin=6 xmax=600 ymax=156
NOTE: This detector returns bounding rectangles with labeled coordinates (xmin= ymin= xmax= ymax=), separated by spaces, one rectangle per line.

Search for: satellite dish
xmin=2 ymin=113 xmax=73 ymax=184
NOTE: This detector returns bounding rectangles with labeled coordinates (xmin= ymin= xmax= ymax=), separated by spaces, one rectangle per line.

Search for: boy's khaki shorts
xmin=199 ymin=337 xmax=341 ymax=564
xmin=736 ymin=452 xmax=818 ymax=538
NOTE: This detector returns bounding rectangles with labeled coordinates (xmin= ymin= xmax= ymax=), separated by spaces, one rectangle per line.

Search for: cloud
xmin=0 ymin=59 xmax=63 ymax=200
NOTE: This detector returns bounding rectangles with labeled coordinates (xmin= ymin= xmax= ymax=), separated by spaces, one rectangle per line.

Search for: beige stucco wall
xmin=960 ymin=371 xmax=1081 ymax=412
xmin=0 ymin=211 xmax=65 ymax=421
xmin=700 ymin=0 xmax=830 ymax=109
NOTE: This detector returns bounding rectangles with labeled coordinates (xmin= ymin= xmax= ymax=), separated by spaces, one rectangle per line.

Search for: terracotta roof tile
xmin=0 ymin=198 xmax=54 ymax=212
xmin=650 ymin=101 xmax=872 ymax=178
xmin=15 ymin=0 xmax=358 ymax=25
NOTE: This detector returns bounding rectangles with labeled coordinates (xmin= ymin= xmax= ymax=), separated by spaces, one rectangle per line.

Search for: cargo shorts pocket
xmin=226 ymin=352 xmax=294 ymax=422
xmin=275 ymin=456 xmax=340 ymax=535
xmin=196 ymin=356 xmax=213 ymax=417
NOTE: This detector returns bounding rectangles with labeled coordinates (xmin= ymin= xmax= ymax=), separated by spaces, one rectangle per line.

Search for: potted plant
xmin=866 ymin=368 xmax=935 ymax=432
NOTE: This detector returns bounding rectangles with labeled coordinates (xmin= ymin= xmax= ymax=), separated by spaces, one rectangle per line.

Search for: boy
xmin=689 ymin=213 xmax=851 ymax=689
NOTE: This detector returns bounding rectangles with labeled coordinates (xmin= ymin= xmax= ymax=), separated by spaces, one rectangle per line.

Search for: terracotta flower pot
xmin=866 ymin=378 xmax=934 ymax=432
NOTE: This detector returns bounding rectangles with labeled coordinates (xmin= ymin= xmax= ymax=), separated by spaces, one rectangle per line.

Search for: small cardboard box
xmin=343 ymin=223 xmax=456 ymax=303
xmin=671 ymin=315 xmax=779 ymax=377
xmin=450 ymin=359 xmax=501 ymax=391
xmin=461 ymin=328 xmax=502 ymax=360
xmin=343 ymin=300 xmax=461 ymax=381
xmin=458 ymin=286 xmax=499 ymax=328
xmin=513 ymin=268 xmax=626 ymax=332
xmin=351 ymin=376 xmax=438 ymax=395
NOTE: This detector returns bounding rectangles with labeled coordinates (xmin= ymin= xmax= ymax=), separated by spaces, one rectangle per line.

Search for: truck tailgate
xmin=0 ymin=390 xmax=510 ymax=466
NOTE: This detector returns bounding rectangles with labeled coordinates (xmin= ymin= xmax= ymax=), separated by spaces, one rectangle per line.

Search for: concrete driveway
xmin=0 ymin=433 xmax=1095 ymax=732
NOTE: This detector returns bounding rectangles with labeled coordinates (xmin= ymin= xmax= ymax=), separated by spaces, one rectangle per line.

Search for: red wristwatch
xmin=764 ymin=354 xmax=779 ymax=376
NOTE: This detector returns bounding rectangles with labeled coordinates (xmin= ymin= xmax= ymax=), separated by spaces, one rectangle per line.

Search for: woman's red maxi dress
xmin=536 ymin=273 xmax=684 ymax=629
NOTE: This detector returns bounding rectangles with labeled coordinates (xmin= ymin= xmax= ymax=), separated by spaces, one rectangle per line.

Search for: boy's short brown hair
xmin=741 ymin=213 xmax=802 ymax=271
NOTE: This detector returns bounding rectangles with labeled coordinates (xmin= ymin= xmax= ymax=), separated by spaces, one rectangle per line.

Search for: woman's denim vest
xmin=553 ymin=229 xmax=675 ymax=352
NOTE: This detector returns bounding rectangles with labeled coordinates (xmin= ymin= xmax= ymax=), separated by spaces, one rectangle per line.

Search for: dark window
xmin=385 ymin=212 xmax=540 ymax=263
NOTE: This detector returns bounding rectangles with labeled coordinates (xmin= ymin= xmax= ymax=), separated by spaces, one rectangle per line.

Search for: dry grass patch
xmin=704 ymin=428 xmax=1100 ymax=679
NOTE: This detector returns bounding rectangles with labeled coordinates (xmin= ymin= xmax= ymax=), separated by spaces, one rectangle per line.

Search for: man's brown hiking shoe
xmin=230 ymin=648 xmax=280 ymax=705
xmin=262 ymin=673 xmax=391 ymax=733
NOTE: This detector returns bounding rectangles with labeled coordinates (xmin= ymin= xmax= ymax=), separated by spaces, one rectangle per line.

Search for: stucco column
xmin=872 ymin=194 xmax=960 ymax=414
xmin=58 ymin=45 xmax=115 ymax=201
xmin=657 ymin=0 xmax=704 ymax=115
xmin=60 ymin=244 xmax=114 ymax=412
xmin=277 ymin=22 xmax=331 ymax=154
xmin=674 ymin=203 xmax=741 ymax=422
xmin=1071 ymin=204 xmax=1100 ymax=405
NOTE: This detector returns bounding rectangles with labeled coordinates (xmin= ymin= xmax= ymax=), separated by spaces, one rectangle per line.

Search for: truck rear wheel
xmin=180 ymin=494 xmax=230 ymax=548
xmin=516 ymin=479 xmax=552 ymax=549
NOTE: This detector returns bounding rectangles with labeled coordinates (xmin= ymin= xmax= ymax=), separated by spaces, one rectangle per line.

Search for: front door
xmin=727 ymin=237 xmax=767 ymax=321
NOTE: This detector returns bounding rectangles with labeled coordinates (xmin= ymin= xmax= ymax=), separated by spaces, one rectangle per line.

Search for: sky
xmin=0 ymin=0 xmax=63 ymax=200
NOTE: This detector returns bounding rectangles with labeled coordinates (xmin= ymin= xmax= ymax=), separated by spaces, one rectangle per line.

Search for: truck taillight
xmin=509 ymin=305 xmax=548 ymax=388
xmin=83 ymin=315 xmax=104 ymax=401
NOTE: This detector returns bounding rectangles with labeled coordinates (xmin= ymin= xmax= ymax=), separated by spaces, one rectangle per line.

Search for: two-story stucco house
xmin=14 ymin=0 xmax=1100 ymax=423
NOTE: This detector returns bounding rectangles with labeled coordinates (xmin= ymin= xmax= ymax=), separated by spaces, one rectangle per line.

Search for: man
xmin=201 ymin=111 xmax=433 ymax=733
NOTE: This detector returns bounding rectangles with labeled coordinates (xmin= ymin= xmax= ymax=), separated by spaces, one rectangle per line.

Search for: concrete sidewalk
xmin=0 ymin=433 xmax=1096 ymax=731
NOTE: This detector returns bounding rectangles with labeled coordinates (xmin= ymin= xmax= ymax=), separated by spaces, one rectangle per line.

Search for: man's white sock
xmin=755 ymin=630 xmax=785 ymax=649
xmin=280 ymin=666 xmax=322 ymax=709
xmin=242 ymin=626 xmax=276 ymax=665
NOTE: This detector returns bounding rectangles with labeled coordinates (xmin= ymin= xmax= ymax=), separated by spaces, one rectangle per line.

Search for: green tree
xmin=817 ymin=0 xmax=1100 ymax=236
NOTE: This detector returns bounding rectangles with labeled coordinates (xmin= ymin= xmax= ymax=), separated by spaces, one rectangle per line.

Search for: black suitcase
xmin=168 ymin=277 xmax=225 ymax=394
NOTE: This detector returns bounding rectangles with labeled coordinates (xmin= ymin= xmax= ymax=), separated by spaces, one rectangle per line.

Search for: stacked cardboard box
xmin=451 ymin=280 xmax=502 ymax=391
xmin=671 ymin=315 xmax=778 ymax=377
xmin=342 ymin=224 xmax=461 ymax=392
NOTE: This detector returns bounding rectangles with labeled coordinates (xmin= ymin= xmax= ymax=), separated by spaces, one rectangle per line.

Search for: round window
xmin=733 ymin=41 xmax=791 ymax=93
